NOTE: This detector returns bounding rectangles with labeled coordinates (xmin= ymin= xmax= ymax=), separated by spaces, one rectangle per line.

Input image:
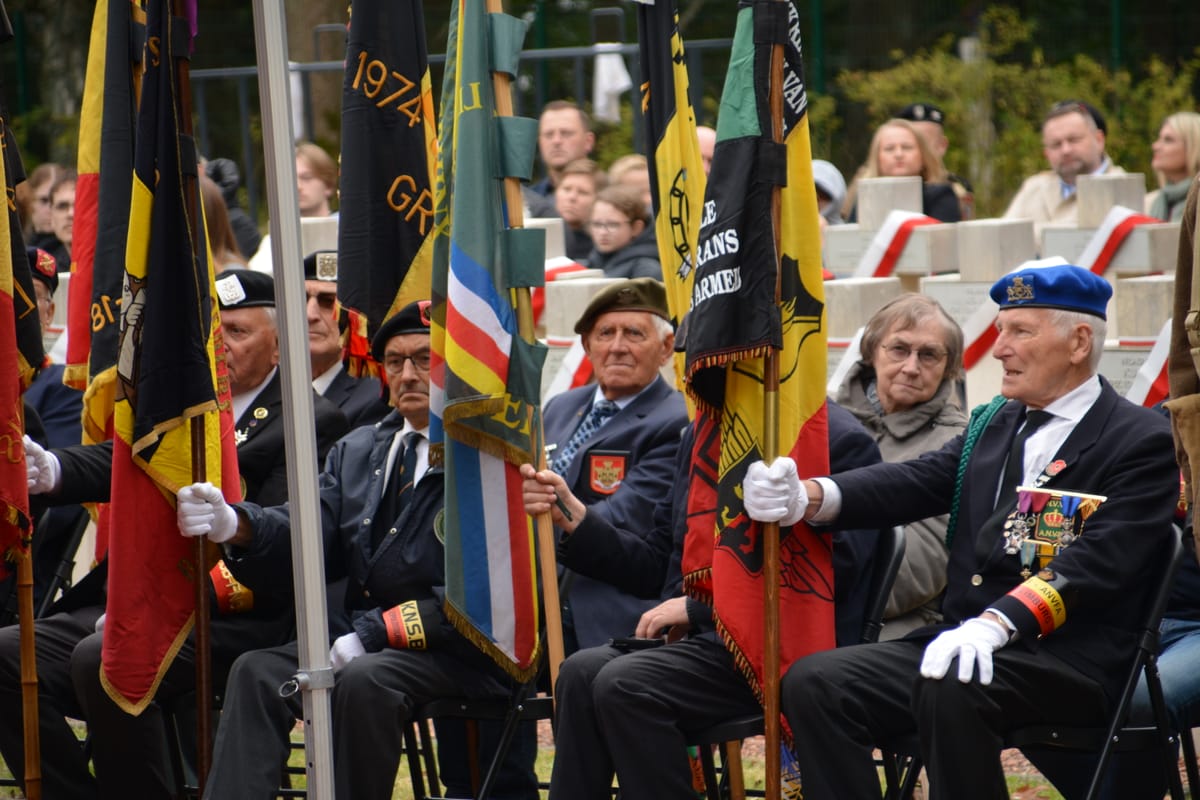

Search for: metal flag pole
xmin=250 ymin=0 xmax=335 ymax=796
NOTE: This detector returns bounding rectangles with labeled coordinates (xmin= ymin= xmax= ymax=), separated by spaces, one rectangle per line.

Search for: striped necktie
xmin=551 ymin=399 xmax=619 ymax=476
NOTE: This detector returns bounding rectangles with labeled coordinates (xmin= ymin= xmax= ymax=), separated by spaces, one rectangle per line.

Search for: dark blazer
xmin=831 ymin=379 xmax=1178 ymax=700
xmin=24 ymin=364 xmax=83 ymax=449
xmin=543 ymin=375 xmax=689 ymax=649
xmin=234 ymin=372 xmax=350 ymax=507
xmin=48 ymin=375 xmax=348 ymax=629
xmin=572 ymin=400 xmax=882 ymax=647
xmin=321 ymin=368 xmax=389 ymax=430
xmin=233 ymin=413 xmax=501 ymax=677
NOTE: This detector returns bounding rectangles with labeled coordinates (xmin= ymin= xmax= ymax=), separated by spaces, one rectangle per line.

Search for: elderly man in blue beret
xmin=743 ymin=263 xmax=1180 ymax=799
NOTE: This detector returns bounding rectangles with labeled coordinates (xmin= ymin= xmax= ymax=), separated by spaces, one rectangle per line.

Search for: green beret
xmin=573 ymin=278 xmax=670 ymax=335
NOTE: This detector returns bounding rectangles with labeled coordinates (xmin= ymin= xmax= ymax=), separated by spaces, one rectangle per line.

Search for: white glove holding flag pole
xmin=742 ymin=457 xmax=807 ymax=527
xmin=176 ymin=482 xmax=238 ymax=543
xmin=23 ymin=435 xmax=61 ymax=494
xmin=920 ymin=616 xmax=1010 ymax=685
xmin=329 ymin=632 xmax=366 ymax=672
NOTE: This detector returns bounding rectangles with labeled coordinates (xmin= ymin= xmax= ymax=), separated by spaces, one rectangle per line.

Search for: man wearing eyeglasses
xmin=175 ymin=300 xmax=534 ymax=799
xmin=1004 ymin=100 xmax=1125 ymax=241
xmin=303 ymin=250 xmax=390 ymax=429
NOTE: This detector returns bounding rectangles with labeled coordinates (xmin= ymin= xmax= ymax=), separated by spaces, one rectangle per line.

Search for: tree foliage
xmin=831 ymin=7 xmax=1200 ymax=217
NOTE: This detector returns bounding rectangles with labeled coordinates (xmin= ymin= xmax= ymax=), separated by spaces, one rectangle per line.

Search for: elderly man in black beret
xmin=746 ymin=263 xmax=1179 ymax=799
xmin=176 ymin=300 xmax=533 ymax=799
xmin=4 ymin=269 xmax=348 ymax=799
xmin=302 ymin=250 xmax=390 ymax=429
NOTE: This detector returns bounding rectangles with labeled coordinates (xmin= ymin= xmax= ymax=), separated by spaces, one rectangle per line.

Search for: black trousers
xmin=205 ymin=641 xmax=538 ymax=800
xmin=0 ymin=607 xmax=102 ymax=800
xmin=782 ymin=638 xmax=1110 ymax=800
xmin=549 ymin=636 xmax=760 ymax=800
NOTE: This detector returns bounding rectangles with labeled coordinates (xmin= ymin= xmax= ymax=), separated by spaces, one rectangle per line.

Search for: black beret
xmin=897 ymin=102 xmax=945 ymax=126
xmin=371 ymin=300 xmax=432 ymax=361
xmin=27 ymin=247 xmax=58 ymax=294
xmin=303 ymin=250 xmax=338 ymax=281
xmin=215 ymin=268 xmax=275 ymax=309
xmin=573 ymin=277 xmax=670 ymax=335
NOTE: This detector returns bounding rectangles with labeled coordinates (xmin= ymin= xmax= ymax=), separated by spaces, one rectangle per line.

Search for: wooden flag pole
xmin=171 ymin=0 xmax=214 ymax=788
xmin=485 ymin=0 xmax=566 ymax=695
xmin=763 ymin=2 xmax=787 ymax=798
xmin=18 ymin=546 xmax=41 ymax=800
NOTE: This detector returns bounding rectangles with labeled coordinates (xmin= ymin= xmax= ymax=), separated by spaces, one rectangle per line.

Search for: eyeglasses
xmin=588 ymin=220 xmax=630 ymax=233
xmin=880 ymin=342 xmax=947 ymax=368
xmin=383 ymin=352 xmax=431 ymax=375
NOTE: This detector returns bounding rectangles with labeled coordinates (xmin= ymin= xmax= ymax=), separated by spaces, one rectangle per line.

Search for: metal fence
xmin=191 ymin=36 xmax=734 ymax=227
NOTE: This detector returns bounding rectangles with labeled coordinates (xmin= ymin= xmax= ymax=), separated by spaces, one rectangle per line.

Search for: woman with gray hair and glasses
xmin=835 ymin=292 xmax=967 ymax=638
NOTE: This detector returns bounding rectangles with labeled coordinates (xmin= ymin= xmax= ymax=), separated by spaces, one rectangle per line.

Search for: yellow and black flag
xmin=66 ymin=0 xmax=142 ymax=450
xmin=636 ymin=0 xmax=705 ymax=398
xmin=102 ymin=0 xmax=241 ymax=714
xmin=337 ymin=0 xmax=437 ymax=375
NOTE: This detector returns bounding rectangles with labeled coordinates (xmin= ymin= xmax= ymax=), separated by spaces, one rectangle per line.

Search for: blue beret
xmin=989 ymin=264 xmax=1111 ymax=320
xmin=371 ymin=300 xmax=432 ymax=361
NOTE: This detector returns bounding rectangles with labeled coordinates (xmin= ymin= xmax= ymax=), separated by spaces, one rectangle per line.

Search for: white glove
xmin=743 ymin=457 xmax=807 ymax=527
xmin=176 ymin=482 xmax=239 ymax=543
xmin=330 ymin=632 xmax=366 ymax=672
xmin=23 ymin=436 xmax=61 ymax=494
xmin=919 ymin=616 xmax=1011 ymax=685
xmin=94 ymin=613 xmax=106 ymax=633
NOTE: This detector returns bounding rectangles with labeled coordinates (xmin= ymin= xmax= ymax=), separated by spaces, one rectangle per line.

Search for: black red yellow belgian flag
xmin=0 ymin=113 xmax=38 ymax=574
xmin=636 ymin=0 xmax=705 ymax=398
xmin=681 ymin=0 xmax=831 ymax=715
xmin=337 ymin=0 xmax=437 ymax=374
xmin=65 ymin=0 xmax=141 ymax=454
xmin=101 ymin=0 xmax=241 ymax=714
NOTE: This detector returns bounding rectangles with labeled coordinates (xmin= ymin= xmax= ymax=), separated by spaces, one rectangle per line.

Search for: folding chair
xmin=883 ymin=524 xmax=1189 ymax=800
xmin=410 ymin=688 xmax=554 ymax=800
xmin=687 ymin=525 xmax=907 ymax=800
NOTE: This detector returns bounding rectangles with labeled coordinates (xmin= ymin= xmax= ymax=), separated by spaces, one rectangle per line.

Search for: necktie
xmin=397 ymin=431 xmax=422 ymax=511
xmin=551 ymin=399 xmax=619 ymax=475
xmin=996 ymin=409 xmax=1053 ymax=512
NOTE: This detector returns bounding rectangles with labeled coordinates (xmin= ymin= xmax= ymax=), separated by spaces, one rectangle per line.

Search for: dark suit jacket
xmin=234 ymin=372 xmax=350 ymax=507
xmin=831 ymin=379 xmax=1178 ymax=700
xmin=322 ymin=368 xmax=389 ymax=430
xmin=544 ymin=375 xmax=689 ymax=649
xmin=48 ymin=374 xmax=349 ymax=653
xmin=25 ymin=364 xmax=83 ymax=448
xmin=571 ymin=400 xmax=882 ymax=647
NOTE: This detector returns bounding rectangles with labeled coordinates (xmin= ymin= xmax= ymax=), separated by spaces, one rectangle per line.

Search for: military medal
xmin=1011 ymin=486 xmax=1107 ymax=574
xmin=253 ymin=407 xmax=268 ymax=419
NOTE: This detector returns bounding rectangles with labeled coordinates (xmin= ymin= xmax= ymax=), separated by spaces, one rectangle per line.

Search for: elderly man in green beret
xmin=521 ymin=277 xmax=688 ymax=650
